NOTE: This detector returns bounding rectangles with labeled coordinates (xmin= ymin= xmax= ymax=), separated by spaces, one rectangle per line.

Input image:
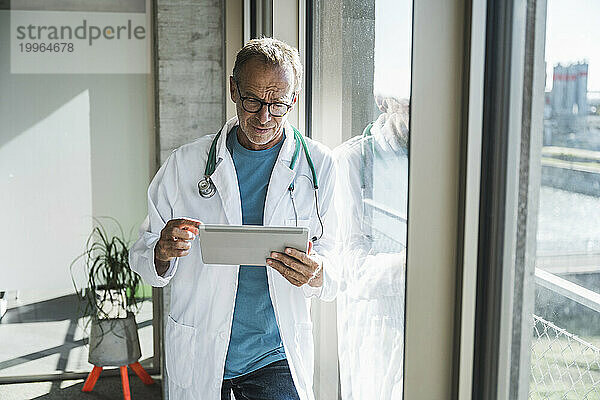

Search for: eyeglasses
xmin=235 ymin=82 xmax=294 ymax=117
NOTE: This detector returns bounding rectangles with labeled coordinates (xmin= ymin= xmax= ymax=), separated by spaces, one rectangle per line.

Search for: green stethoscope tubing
xmin=204 ymin=126 xmax=318 ymax=189
xmin=201 ymin=125 xmax=323 ymax=241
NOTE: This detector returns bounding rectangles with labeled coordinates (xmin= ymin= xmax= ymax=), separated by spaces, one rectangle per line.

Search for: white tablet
xmin=197 ymin=224 xmax=310 ymax=266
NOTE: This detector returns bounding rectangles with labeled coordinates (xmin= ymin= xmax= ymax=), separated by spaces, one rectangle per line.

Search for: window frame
xmin=403 ymin=0 xmax=469 ymax=397
xmin=470 ymin=0 xmax=547 ymax=399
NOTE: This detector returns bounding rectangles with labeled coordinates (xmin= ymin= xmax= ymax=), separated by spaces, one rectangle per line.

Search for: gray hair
xmin=233 ymin=38 xmax=303 ymax=94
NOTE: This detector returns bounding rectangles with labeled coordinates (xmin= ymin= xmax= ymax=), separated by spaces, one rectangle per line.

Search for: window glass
xmin=0 ymin=0 xmax=156 ymax=380
xmin=529 ymin=0 xmax=600 ymax=398
xmin=311 ymin=0 xmax=412 ymax=398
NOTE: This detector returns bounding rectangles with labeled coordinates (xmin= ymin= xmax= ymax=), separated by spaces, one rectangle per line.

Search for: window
xmin=529 ymin=1 xmax=600 ymax=398
xmin=309 ymin=0 xmax=412 ymax=398
xmin=470 ymin=0 xmax=600 ymax=398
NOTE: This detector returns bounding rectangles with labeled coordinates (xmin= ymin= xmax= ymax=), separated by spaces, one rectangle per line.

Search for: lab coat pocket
xmin=166 ymin=315 xmax=197 ymax=389
xmin=285 ymin=218 xmax=311 ymax=228
xmin=294 ymin=322 xmax=313 ymax=343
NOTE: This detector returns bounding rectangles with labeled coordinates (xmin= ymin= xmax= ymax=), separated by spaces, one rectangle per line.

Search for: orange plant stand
xmin=82 ymin=362 xmax=155 ymax=399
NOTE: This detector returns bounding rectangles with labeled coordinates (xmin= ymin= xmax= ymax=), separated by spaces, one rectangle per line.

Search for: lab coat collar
xmin=209 ymin=117 xmax=242 ymax=225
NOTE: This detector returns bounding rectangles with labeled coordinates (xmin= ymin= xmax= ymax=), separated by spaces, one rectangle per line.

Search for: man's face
xmin=230 ymin=59 xmax=297 ymax=150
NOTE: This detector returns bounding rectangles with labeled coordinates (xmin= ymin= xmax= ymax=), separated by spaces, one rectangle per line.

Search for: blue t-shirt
xmin=223 ymin=128 xmax=287 ymax=379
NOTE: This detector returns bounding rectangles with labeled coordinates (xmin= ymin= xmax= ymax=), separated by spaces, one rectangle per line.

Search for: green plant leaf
xmin=69 ymin=217 xmax=142 ymax=321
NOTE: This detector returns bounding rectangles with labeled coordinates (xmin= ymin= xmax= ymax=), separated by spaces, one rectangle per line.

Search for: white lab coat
xmin=129 ymin=117 xmax=339 ymax=400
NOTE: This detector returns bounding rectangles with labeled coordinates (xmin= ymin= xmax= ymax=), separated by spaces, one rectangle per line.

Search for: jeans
xmin=221 ymin=359 xmax=300 ymax=400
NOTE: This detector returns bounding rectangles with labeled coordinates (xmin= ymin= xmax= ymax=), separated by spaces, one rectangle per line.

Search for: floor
xmin=0 ymin=375 xmax=162 ymax=399
xmin=0 ymin=289 xmax=160 ymax=399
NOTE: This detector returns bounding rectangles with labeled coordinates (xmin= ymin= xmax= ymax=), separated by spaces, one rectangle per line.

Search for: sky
xmin=372 ymin=0 xmax=600 ymax=98
xmin=545 ymin=0 xmax=600 ymax=92
xmin=373 ymin=0 xmax=412 ymax=99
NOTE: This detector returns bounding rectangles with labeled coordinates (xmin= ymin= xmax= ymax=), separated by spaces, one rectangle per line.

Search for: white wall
xmin=0 ymin=10 xmax=154 ymax=289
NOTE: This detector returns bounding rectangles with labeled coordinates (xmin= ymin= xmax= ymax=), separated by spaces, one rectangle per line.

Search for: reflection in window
xmin=312 ymin=0 xmax=412 ymax=398
xmin=529 ymin=0 xmax=600 ymax=398
xmin=334 ymin=97 xmax=408 ymax=400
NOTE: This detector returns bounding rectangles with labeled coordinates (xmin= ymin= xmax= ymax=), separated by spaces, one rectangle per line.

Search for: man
xmin=129 ymin=38 xmax=338 ymax=400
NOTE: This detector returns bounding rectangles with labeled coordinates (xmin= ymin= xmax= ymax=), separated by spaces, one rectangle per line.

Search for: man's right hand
xmin=154 ymin=218 xmax=201 ymax=276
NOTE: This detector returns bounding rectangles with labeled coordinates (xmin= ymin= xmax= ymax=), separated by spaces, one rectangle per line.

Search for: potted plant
xmin=71 ymin=218 xmax=143 ymax=368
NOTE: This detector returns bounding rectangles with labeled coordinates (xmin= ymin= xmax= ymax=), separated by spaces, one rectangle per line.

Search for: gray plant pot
xmin=88 ymin=312 xmax=141 ymax=367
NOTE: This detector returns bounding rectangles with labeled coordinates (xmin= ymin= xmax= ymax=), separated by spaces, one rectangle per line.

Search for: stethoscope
xmin=198 ymin=125 xmax=324 ymax=241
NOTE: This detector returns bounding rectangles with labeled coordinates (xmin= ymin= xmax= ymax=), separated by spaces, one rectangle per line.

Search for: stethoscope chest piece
xmin=198 ymin=175 xmax=216 ymax=198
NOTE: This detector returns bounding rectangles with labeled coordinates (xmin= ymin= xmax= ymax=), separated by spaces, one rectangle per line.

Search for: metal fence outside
xmin=530 ymin=314 xmax=600 ymax=400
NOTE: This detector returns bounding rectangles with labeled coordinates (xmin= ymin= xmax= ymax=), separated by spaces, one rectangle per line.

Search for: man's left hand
xmin=267 ymin=243 xmax=322 ymax=287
